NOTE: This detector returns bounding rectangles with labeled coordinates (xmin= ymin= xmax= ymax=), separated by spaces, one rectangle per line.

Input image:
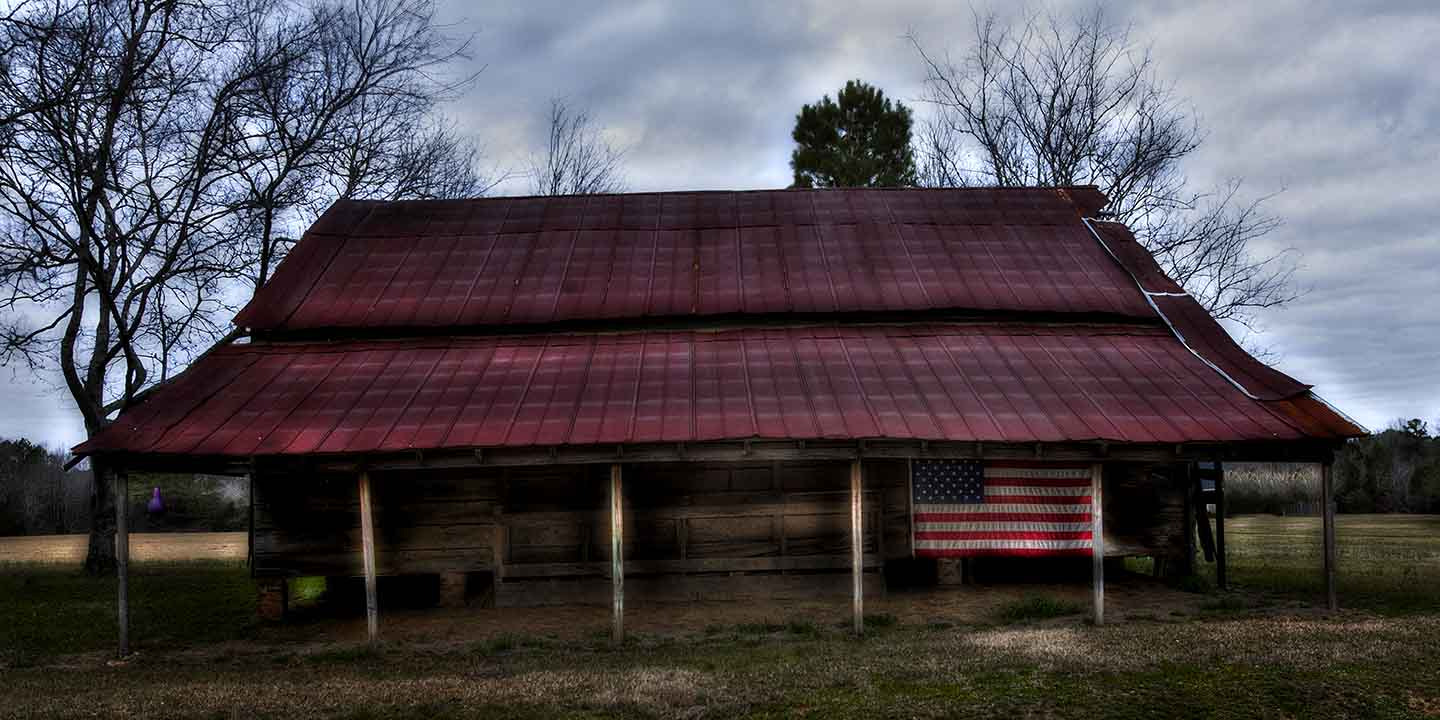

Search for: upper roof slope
xmin=234 ymin=187 xmax=1156 ymax=331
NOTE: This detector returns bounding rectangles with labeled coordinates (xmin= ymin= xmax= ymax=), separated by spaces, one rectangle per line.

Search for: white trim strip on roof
xmin=1081 ymin=217 xmax=1261 ymax=401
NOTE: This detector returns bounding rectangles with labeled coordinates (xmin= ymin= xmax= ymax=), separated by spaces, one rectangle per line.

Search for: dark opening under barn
xmin=73 ymin=187 xmax=1365 ymax=650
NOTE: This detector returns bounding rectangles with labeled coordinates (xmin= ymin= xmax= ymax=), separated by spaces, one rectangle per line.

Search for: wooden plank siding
xmin=252 ymin=468 xmax=505 ymax=577
xmin=250 ymin=459 xmax=1192 ymax=595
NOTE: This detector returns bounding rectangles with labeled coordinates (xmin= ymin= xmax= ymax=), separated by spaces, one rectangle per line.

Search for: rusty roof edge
xmin=1307 ymin=390 xmax=1370 ymax=436
xmin=1080 ymin=217 xmax=1263 ymax=402
xmin=1077 ymin=217 xmax=1364 ymax=440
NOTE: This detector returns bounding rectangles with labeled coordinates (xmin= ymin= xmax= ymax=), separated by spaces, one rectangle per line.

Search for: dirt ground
xmin=271 ymin=574 xmax=1261 ymax=650
xmin=0 ymin=531 xmax=248 ymax=564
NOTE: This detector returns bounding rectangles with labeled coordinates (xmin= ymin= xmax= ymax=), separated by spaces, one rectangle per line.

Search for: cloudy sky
xmin=4 ymin=0 xmax=1437 ymax=447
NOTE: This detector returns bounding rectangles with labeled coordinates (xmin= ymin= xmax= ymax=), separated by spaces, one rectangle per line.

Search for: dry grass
xmin=2 ymin=516 xmax=1439 ymax=718
xmin=0 ymin=531 xmax=247 ymax=565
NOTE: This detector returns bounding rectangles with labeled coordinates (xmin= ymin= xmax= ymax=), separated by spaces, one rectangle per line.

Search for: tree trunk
xmin=84 ymin=458 xmax=117 ymax=575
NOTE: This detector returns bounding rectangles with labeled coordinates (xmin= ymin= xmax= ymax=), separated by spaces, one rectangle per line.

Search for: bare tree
xmin=530 ymin=98 xmax=627 ymax=196
xmin=911 ymin=8 xmax=1298 ymax=326
xmin=225 ymin=0 xmax=492 ymax=292
xmin=0 ymin=0 xmax=483 ymax=573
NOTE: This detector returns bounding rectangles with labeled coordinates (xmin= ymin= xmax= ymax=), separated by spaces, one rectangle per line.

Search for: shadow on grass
xmin=0 ymin=560 xmax=255 ymax=665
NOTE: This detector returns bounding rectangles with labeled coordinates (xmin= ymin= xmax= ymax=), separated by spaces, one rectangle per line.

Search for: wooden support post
xmin=906 ymin=458 xmax=916 ymax=559
xmin=850 ymin=459 xmax=864 ymax=635
xmin=609 ymin=463 xmax=624 ymax=644
xmin=1090 ymin=463 xmax=1104 ymax=626
xmin=1215 ymin=462 xmax=1227 ymax=590
xmin=115 ymin=468 xmax=130 ymax=658
xmin=358 ymin=471 xmax=379 ymax=645
xmin=1321 ymin=461 xmax=1337 ymax=611
xmin=1181 ymin=464 xmax=1196 ymax=576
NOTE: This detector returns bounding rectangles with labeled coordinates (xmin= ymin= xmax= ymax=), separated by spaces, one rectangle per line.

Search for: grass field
xmin=1 ymin=515 xmax=1438 ymax=719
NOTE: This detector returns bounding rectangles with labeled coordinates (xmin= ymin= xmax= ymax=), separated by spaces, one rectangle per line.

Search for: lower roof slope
xmin=76 ymin=323 xmax=1360 ymax=459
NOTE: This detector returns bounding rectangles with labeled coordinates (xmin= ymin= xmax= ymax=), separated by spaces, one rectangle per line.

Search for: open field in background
xmin=0 ymin=531 xmax=248 ymax=565
xmin=2 ymin=516 xmax=1438 ymax=718
xmin=1211 ymin=514 xmax=1440 ymax=614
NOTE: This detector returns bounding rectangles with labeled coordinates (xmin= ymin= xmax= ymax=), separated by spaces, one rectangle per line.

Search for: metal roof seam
xmin=624 ymin=332 xmax=648 ymax=443
xmin=547 ymin=195 xmax=592 ymax=321
xmin=264 ymin=201 xmax=373 ymax=329
xmin=863 ymin=333 xmax=922 ymax=438
xmin=1010 ymin=335 xmax=1104 ymax=442
xmin=1081 ymin=217 xmax=1261 ymax=402
xmin=885 ymin=332 xmax=948 ymax=440
xmin=973 ymin=332 xmax=1060 ymax=442
xmin=833 ymin=328 xmax=891 ymax=438
xmin=1029 ymin=336 xmax=1125 ymax=440
xmin=977 ymin=225 xmax=1027 ymax=309
xmin=223 ymin=351 xmax=347 ymax=455
xmin=175 ymin=352 xmax=304 ymax=454
xmin=499 ymin=336 xmax=552 ymax=447
xmin=806 ymin=195 xmax=843 ymax=311
xmin=930 ymin=331 xmax=1008 ymax=440
xmin=1121 ymin=333 xmax=1243 ymax=442
xmin=451 ymin=208 xmax=510 ymax=326
xmin=880 ymin=193 xmax=936 ymax=308
xmin=372 ymin=347 xmax=449 ymax=451
xmin=1091 ymin=333 xmax=1197 ymax=443
xmin=125 ymin=351 xmax=263 ymax=454
xmin=906 ymin=333 xmax=980 ymax=440
xmin=559 ymin=334 xmax=601 ymax=446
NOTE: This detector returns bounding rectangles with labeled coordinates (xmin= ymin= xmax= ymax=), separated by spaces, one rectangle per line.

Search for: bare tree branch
xmin=529 ymin=98 xmax=626 ymax=196
xmin=0 ymin=0 xmax=484 ymax=573
xmin=910 ymin=8 xmax=1300 ymax=326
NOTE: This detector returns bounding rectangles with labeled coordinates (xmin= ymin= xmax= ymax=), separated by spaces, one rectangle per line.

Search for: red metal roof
xmin=234 ymin=188 xmax=1157 ymax=331
xmin=77 ymin=324 xmax=1353 ymax=458
xmin=1086 ymin=220 xmax=1311 ymax=401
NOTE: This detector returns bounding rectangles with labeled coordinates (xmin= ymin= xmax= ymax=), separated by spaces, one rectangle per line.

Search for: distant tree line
xmin=0 ymin=439 xmax=92 ymax=535
xmin=0 ymin=438 xmax=245 ymax=535
xmin=1332 ymin=420 xmax=1440 ymax=514
xmin=1225 ymin=419 xmax=1440 ymax=515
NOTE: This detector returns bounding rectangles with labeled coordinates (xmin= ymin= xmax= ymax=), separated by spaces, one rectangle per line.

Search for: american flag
xmin=911 ymin=459 xmax=1095 ymax=557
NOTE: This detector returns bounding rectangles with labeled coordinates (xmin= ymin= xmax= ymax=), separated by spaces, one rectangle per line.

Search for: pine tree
xmin=790 ymin=80 xmax=918 ymax=188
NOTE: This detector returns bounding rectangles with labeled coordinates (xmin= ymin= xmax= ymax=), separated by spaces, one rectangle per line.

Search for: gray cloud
xmin=4 ymin=0 xmax=1436 ymax=447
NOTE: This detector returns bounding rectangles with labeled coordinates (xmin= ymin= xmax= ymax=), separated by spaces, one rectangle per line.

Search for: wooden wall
xmin=1103 ymin=462 xmax=1190 ymax=567
xmin=252 ymin=468 xmax=503 ymax=577
xmin=251 ymin=459 xmax=1190 ymax=596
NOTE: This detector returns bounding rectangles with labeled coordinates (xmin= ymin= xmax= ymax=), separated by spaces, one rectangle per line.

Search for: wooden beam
xmin=115 ymin=468 xmax=130 ymax=658
xmin=850 ymin=459 xmax=864 ymax=635
xmin=105 ymin=438 xmax=1345 ymax=476
xmin=358 ymin=471 xmax=379 ymax=645
xmin=1194 ymin=474 xmax=1216 ymax=563
xmin=609 ymin=463 xmax=624 ymax=644
xmin=1215 ymin=462 xmax=1227 ymax=590
xmin=1321 ymin=461 xmax=1337 ymax=611
xmin=1091 ymin=463 xmax=1104 ymax=626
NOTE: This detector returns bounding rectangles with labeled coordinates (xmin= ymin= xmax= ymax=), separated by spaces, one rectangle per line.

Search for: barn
xmin=74 ymin=187 xmax=1364 ymax=650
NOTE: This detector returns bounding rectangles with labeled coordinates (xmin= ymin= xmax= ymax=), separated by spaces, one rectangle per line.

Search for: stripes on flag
xmin=911 ymin=459 xmax=1096 ymax=557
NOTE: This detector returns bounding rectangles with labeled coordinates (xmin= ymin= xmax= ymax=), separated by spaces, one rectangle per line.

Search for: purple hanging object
xmin=147 ymin=487 xmax=165 ymax=514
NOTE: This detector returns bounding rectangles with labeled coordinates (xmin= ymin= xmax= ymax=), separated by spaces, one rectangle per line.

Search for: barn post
xmin=609 ymin=463 xmax=625 ymax=644
xmin=1090 ymin=462 xmax=1104 ymax=626
xmin=358 ymin=470 xmax=379 ymax=645
xmin=850 ymin=458 xmax=864 ymax=635
xmin=1215 ymin=462 xmax=1227 ymax=590
xmin=115 ymin=465 xmax=130 ymax=657
xmin=1321 ymin=460 xmax=1337 ymax=611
